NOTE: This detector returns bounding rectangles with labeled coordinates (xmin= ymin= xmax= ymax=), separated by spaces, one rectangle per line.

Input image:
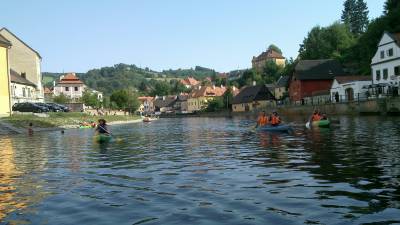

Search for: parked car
xmin=12 ymin=102 xmax=50 ymax=113
xmin=36 ymin=103 xmax=63 ymax=112
xmin=53 ymin=103 xmax=70 ymax=112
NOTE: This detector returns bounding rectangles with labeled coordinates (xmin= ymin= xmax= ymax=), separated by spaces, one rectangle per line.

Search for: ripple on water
xmin=1 ymin=116 xmax=400 ymax=224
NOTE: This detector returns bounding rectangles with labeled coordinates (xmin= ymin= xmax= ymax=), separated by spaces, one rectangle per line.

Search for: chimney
xmin=198 ymin=85 xmax=201 ymax=90
xmin=53 ymin=81 xmax=56 ymax=87
xmin=163 ymin=96 xmax=165 ymax=100
xmin=253 ymin=81 xmax=256 ymax=86
xmin=21 ymin=72 xmax=26 ymax=79
xmin=212 ymin=85 xmax=216 ymax=90
xmin=233 ymin=86 xmax=236 ymax=91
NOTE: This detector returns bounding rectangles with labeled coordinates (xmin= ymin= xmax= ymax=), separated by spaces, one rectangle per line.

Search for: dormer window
xmin=380 ymin=51 xmax=385 ymax=59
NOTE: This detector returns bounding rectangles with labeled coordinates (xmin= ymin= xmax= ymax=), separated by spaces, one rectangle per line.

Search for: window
xmin=383 ymin=69 xmax=388 ymax=80
xmin=380 ymin=51 xmax=385 ymax=59
xmin=395 ymin=66 xmax=400 ymax=76
xmin=74 ymin=87 xmax=78 ymax=91
xmin=22 ymin=88 xmax=26 ymax=97
xmin=28 ymin=88 xmax=31 ymax=97
xmin=387 ymin=48 xmax=393 ymax=57
xmin=376 ymin=70 xmax=381 ymax=81
xmin=65 ymin=87 xmax=69 ymax=91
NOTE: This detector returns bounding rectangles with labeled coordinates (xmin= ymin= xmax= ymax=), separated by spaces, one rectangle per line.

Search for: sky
xmin=0 ymin=0 xmax=385 ymax=73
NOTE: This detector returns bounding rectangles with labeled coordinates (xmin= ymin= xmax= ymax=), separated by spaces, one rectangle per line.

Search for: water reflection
xmin=0 ymin=116 xmax=399 ymax=224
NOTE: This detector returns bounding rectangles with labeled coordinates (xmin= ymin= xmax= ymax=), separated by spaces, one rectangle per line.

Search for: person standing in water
xmin=95 ymin=119 xmax=110 ymax=135
xmin=28 ymin=122 xmax=33 ymax=135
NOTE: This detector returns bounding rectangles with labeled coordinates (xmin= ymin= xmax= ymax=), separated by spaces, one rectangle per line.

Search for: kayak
xmin=94 ymin=134 xmax=112 ymax=143
xmin=257 ymin=124 xmax=292 ymax=132
xmin=312 ymin=120 xmax=330 ymax=128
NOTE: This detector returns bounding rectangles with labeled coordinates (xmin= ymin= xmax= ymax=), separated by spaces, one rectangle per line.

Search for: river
xmin=0 ymin=116 xmax=399 ymax=225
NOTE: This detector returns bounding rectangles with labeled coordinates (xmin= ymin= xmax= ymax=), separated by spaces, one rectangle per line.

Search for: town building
xmin=187 ymin=85 xmax=226 ymax=112
xmin=231 ymin=84 xmax=276 ymax=112
xmin=53 ymin=73 xmax=86 ymax=102
xmin=0 ymin=28 xmax=44 ymax=102
xmin=371 ymin=31 xmax=400 ymax=95
xmin=43 ymin=87 xmax=53 ymax=102
xmin=274 ymin=75 xmax=290 ymax=100
xmin=252 ymin=49 xmax=285 ymax=74
xmin=10 ymin=69 xmax=37 ymax=105
xmin=138 ymin=96 xmax=155 ymax=114
xmin=0 ymin=34 xmax=11 ymax=117
xmin=180 ymin=77 xmax=200 ymax=89
xmin=174 ymin=94 xmax=189 ymax=113
xmin=154 ymin=96 xmax=177 ymax=114
xmin=288 ymin=59 xmax=345 ymax=103
xmin=330 ymin=76 xmax=372 ymax=102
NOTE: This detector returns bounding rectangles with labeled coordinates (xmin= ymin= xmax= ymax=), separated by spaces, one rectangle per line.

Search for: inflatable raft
xmin=312 ymin=120 xmax=330 ymax=128
xmin=257 ymin=124 xmax=292 ymax=132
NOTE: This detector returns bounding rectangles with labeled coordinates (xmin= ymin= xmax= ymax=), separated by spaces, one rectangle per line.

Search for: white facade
xmin=371 ymin=32 xmax=400 ymax=86
xmin=330 ymin=79 xmax=372 ymax=102
xmin=10 ymin=82 xmax=38 ymax=105
xmin=53 ymin=84 xmax=86 ymax=101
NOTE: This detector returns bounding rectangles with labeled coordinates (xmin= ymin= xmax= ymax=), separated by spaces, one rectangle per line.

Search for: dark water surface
xmin=1 ymin=116 xmax=400 ymax=225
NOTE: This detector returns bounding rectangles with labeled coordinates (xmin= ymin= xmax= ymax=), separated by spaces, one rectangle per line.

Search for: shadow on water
xmin=0 ymin=116 xmax=400 ymax=224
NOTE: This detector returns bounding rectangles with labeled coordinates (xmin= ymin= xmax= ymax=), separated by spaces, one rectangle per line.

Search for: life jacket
xmin=271 ymin=115 xmax=281 ymax=125
xmin=312 ymin=113 xmax=321 ymax=121
xmin=258 ymin=115 xmax=268 ymax=126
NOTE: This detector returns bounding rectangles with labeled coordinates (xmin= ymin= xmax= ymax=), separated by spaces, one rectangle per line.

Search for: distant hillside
xmin=43 ymin=63 xmax=220 ymax=95
xmin=43 ymin=64 xmax=219 ymax=96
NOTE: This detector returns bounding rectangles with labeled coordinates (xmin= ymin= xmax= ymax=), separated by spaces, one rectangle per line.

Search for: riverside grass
xmin=1 ymin=112 xmax=140 ymax=129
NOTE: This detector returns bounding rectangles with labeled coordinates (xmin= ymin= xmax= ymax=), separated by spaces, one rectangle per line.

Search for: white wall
xmin=10 ymin=82 xmax=38 ymax=105
xmin=53 ymin=84 xmax=86 ymax=101
xmin=371 ymin=33 xmax=400 ymax=85
xmin=331 ymin=80 xmax=372 ymax=102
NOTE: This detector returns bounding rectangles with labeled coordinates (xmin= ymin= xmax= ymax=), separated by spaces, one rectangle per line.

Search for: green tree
xmin=81 ymin=90 xmax=100 ymax=108
xmin=110 ymin=90 xmax=129 ymax=109
xmin=222 ymin=87 xmax=234 ymax=110
xmin=53 ymin=93 xmax=69 ymax=104
xmin=262 ymin=61 xmax=283 ymax=83
xmin=341 ymin=0 xmax=369 ymax=35
xmin=268 ymin=44 xmax=283 ymax=54
xmin=384 ymin=0 xmax=400 ymax=15
xmin=237 ymin=69 xmax=262 ymax=87
xmin=299 ymin=22 xmax=356 ymax=60
xmin=206 ymin=98 xmax=224 ymax=112
xmin=150 ymin=81 xmax=170 ymax=96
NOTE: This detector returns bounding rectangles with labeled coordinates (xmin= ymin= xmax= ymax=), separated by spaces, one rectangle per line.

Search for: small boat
xmin=312 ymin=120 xmax=330 ymax=128
xmin=142 ymin=116 xmax=158 ymax=122
xmin=257 ymin=124 xmax=292 ymax=132
xmin=94 ymin=134 xmax=112 ymax=143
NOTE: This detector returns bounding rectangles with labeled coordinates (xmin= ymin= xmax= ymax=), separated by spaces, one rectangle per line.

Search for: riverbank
xmin=0 ymin=112 xmax=142 ymax=134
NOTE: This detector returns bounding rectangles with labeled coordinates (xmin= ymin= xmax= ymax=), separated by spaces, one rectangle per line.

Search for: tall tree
xmin=341 ymin=0 xmax=369 ymax=35
xmin=299 ymin=22 xmax=355 ymax=60
xmin=384 ymin=0 xmax=400 ymax=15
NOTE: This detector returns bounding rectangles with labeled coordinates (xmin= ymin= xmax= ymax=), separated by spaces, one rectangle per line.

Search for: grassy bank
xmin=1 ymin=112 xmax=141 ymax=128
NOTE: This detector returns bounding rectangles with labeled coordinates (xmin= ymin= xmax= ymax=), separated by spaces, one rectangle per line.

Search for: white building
xmin=331 ymin=76 xmax=372 ymax=102
xmin=9 ymin=69 xmax=39 ymax=105
xmin=0 ymin=28 xmax=44 ymax=102
xmin=53 ymin=73 xmax=86 ymax=102
xmin=371 ymin=31 xmax=400 ymax=95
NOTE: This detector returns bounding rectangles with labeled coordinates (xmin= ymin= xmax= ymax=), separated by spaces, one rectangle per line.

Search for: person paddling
xmin=95 ymin=119 xmax=110 ymax=135
xmin=270 ymin=111 xmax=282 ymax=127
xmin=256 ymin=111 xmax=268 ymax=128
xmin=310 ymin=109 xmax=321 ymax=122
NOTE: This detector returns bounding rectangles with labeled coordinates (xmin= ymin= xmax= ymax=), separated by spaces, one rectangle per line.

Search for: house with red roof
xmin=137 ymin=96 xmax=155 ymax=114
xmin=53 ymin=73 xmax=103 ymax=103
xmin=180 ymin=77 xmax=200 ymax=89
xmin=187 ymin=85 xmax=226 ymax=112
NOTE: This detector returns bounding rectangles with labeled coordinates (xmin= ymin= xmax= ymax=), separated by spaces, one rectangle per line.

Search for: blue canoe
xmin=257 ymin=124 xmax=292 ymax=132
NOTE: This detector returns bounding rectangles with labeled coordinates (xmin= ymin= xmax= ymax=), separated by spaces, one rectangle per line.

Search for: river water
xmin=0 ymin=116 xmax=400 ymax=225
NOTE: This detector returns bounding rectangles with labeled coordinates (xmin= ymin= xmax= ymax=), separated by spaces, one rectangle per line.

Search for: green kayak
xmin=312 ymin=120 xmax=330 ymax=128
xmin=79 ymin=125 xmax=93 ymax=129
xmin=95 ymin=134 xmax=112 ymax=143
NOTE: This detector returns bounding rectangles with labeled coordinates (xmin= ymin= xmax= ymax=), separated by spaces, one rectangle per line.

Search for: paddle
xmin=96 ymin=125 xmax=123 ymax=143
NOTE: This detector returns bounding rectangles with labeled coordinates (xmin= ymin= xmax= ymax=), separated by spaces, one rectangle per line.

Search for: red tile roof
xmin=138 ymin=96 xmax=154 ymax=102
xmin=57 ymin=73 xmax=84 ymax=84
xmin=190 ymin=86 xmax=226 ymax=98
xmin=180 ymin=77 xmax=199 ymax=86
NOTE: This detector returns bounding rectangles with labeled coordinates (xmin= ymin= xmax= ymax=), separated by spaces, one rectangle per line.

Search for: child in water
xmin=28 ymin=122 xmax=33 ymax=135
